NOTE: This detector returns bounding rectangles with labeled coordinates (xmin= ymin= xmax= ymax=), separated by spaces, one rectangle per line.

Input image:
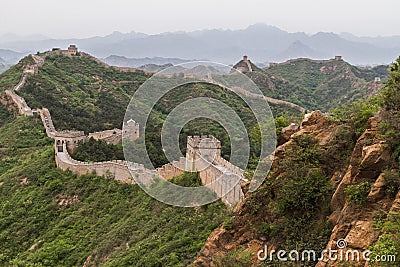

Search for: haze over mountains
xmin=1 ymin=23 xmax=400 ymax=67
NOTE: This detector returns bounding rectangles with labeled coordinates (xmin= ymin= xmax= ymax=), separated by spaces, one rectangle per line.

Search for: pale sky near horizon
xmin=1 ymin=0 xmax=400 ymax=38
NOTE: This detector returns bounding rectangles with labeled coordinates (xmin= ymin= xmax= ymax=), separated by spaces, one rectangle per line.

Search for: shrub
xmin=72 ymin=138 xmax=124 ymax=162
xmin=369 ymin=213 xmax=400 ymax=267
xmin=277 ymin=168 xmax=331 ymax=216
xmin=344 ymin=182 xmax=373 ymax=206
xmin=257 ymin=222 xmax=278 ymax=237
xmin=382 ymin=170 xmax=400 ymax=197
xmin=381 ymin=57 xmax=400 ymax=112
xmin=330 ymin=96 xmax=379 ymax=137
xmin=213 ymin=248 xmax=253 ymax=267
xmin=222 ymin=216 xmax=235 ymax=230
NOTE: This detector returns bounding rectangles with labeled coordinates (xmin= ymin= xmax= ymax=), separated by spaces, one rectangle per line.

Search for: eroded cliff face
xmin=316 ymin=115 xmax=396 ymax=267
xmin=194 ymin=111 xmax=399 ymax=267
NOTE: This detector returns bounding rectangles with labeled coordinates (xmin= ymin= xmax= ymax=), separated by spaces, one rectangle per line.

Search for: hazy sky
xmin=1 ymin=0 xmax=400 ymax=38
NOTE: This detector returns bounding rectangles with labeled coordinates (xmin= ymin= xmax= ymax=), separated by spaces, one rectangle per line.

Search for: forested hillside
xmin=0 ymin=116 xmax=228 ymax=266
xmin=243 ymin=57 xmax=388 ymax=112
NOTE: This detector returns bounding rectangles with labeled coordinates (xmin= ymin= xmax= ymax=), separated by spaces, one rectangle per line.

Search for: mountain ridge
xmin=1 ymin=24 xmax=400 ymax=65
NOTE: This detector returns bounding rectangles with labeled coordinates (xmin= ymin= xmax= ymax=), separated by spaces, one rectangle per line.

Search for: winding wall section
xmin=4 ymin=49 xmax=249 ymax=207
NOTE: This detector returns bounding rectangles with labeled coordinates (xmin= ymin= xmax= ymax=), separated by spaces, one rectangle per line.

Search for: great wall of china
xmin=230 ymin=56 xmax=308 ymax=113
xmin=3 ymin=46 xmax=246 ymax=207
xmin=2 ymin=46 xmax=315 ymax=207
xmin=268 ymin=55 xmax=343 ymax=68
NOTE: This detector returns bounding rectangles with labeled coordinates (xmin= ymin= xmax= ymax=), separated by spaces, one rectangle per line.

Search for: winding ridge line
xmin=232 ymin=86 xmax=307 ymax=113
xmin=3 ymin=52 xmax=247 ymax=207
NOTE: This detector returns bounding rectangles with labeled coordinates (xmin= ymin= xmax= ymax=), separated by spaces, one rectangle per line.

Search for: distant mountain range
xmin=102 ymin=55 xmax=195 ymax=68
xmin=0 ymin=49 xmax=25 ymax=64
xmin=1 ymin=23 xmax=400 ymax=66
xmin=0 ymin=60 xmax=8 ymax=73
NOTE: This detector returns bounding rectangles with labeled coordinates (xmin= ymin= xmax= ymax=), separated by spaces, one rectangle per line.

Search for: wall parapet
xmin=38 ymin=108 xmax=56 ymax=138
xmin=215 ymin=157 xmax=244 ymax=177
xmin=187 ymin=135 xmax=221 ymax=149
xmin=5 ymin=90 xmax=34 ymax=116
xmin=55 ymin=141 xmax=158 ymax=186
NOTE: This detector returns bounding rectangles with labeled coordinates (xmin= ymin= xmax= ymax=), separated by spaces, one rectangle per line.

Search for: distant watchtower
xmin=186 ymin=135 xmax=221 ymax=171
xmin=123 ymin=119 xmax=140 ymax=141
xmin=234 ymin=55 xmax=253 ymax=73
xmin=335 ymin=55 xmax=342 ymax=61
xmin=67 ymin=45 xmax=78 ymax=56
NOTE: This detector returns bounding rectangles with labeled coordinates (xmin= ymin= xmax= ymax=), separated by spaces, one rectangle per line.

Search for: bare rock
xmin=281 ymin=123 xmax=300 ymax=141
xmin=390 ymin=191 xmax=400 ymax=213
xmin=345 ymin=220 xmax=375 ymax=249
xmin=330 ymin=170 xmax=345 ymax=187
xmin=28 ymin=240 xmax=43 ymax=251
xmin=54 ymin=194 xmax=80 ymax=208
xmin=367 ymin=174 xmax=386 ymax=202
xmin=360 ymin=143 xmax=391 ymax=171
xmin=327 ymin=209 xmax=342 ymax=225
xmin=331 ymin=167 xmax=353 ymax=211
xmin=301 ymin=110 xmax=329 ymax=127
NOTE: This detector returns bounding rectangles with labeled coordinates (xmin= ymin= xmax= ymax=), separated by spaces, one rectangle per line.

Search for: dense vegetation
xmin=7 ymin=54 xmax=269 ymax=167
xmin=72 ymin=138 xmax=124 ymax=162
xmin=4 ymin=54 xmax=379 ymax=168
xmin=367 ymin=56 xmax=400 ymax=266
xmin=0 ymin=103 xmax=12 ymax=127
xmin=18 ymin=54 xmax=149 ymax=133
xmin=0 ymin=116 xmax=228 ymax=266
xmin=0 ymin=56 xmax=26 ymax=92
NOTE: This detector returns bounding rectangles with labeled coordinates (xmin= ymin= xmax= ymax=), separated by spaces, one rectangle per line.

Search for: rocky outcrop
xmin=281 ymin=123 xmax=300 ymax=141
xmin=194 ymin=111 xmax=338 ymax=265
xmin=330 ymin=116 xmax=390 ymax=211
xmin=194 ymin=111 xmax=399 ymax=267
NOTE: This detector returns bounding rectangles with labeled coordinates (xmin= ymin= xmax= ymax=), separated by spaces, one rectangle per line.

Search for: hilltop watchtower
xmin=235 ymin=55 xmax=253 ymax=73
xmin=123 ymin=119 xmax=140 ymax=141
xmin=67 ymin=45 xmax=78 ymax=56
xmin=186 ymin=135 xmax=221 ymax=171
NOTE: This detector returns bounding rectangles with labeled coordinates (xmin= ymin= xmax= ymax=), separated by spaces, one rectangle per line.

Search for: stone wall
xmin=5 ymin=90 xmax=34 ymax=116
xmin=123 ymin=119 xmax=140 ymax=142
xmin=214 ymin=157 xmax=244 ymax=177
xmin=186 ymin=135 xmax=245 ymax=207
xmin=197 ymin=157 xmax=244 ymax=207
xmin=4 ymin=50 xmax=246 ymax=208
xmin=38 ymin=108 xmax=56 ymax=138
xmin=55 ymin=131 xmax=87 ymax=154
xmin=156 ymin=157 xmax=187 ymax=180
xmin=55 ymin=143 xmax=157 ymax=186
xmin=155 ymin=147 xmax=245 ymax=207
xmin=88 ymin=128 xmax=122 ymax=144
xmin=5 ymin=55 xmax=41 ymax=116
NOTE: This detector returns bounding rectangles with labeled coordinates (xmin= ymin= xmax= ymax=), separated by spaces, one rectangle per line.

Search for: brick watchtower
xmin=186 ymin=135 xmax=221 ymax=171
